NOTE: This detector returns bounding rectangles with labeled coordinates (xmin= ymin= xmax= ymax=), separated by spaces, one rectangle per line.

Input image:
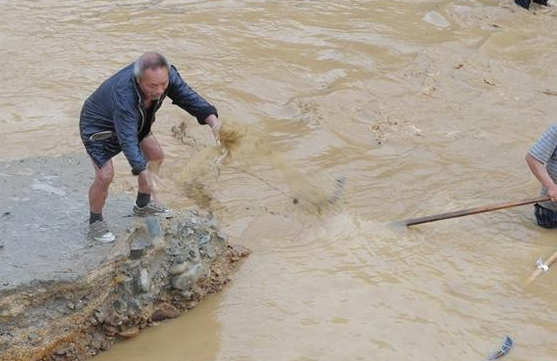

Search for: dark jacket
xmin=79 ymin=63 xmax=217 ymax=175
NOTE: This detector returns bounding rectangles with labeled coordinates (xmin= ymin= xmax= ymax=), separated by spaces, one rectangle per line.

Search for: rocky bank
xmin=0 ymin=154 xmax=248 ymax=361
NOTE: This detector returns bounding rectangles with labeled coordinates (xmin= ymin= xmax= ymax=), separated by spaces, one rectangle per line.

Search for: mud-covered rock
xmin=150 ymin=303 xmax=180 ymax=322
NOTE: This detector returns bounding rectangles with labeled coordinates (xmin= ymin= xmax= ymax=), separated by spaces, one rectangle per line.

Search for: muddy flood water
xmin=3 ymin=0 xmax=557 ymax=360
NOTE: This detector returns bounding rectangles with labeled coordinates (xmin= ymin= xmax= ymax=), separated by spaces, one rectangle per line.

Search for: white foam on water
xmin=423 ymin=11 xmax=450 ymax=28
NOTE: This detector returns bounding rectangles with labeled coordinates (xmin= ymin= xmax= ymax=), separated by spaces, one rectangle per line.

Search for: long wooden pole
xmin=401 ymin=196 xmax=549 ymax=227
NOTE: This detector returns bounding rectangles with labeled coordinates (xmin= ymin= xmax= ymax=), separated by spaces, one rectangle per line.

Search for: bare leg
xmin=140 ymin=134 xmax=164 ymax=202
xmin=89 ymin=159 xmax=114 ymax=214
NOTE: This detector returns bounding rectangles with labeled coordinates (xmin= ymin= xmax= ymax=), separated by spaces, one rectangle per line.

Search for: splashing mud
xmin=172 ymin=121 xmax=345 ymax=215
xmin=218 ymin=121 xmax=247 ymax=155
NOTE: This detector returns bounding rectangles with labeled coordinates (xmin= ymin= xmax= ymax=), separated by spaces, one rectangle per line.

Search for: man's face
xmin=138 ymin=67 xmax=169 ymax=102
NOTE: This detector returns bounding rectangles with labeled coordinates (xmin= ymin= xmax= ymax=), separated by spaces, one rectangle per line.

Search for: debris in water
xmin=488 ymin=336 xmax=513 ymax=360
xmin=539 ymin=89 xmax=557 ymax=96
xmin=484 ymin=78 xmax=496 ymax=86
xmin=171 ymin=121 xmax=197 ymax=146
xmin=328 ymin=176 xmax=347 ymax=204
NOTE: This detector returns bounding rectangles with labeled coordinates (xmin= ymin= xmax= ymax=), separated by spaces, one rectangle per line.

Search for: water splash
xmin=172 ymin=121 xmax=346 ymax=216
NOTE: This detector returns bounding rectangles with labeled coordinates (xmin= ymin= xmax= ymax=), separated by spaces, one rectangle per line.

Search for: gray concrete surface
xmin=0 ymin=154 xmax=137 ymax=291
xmin=0 ymin=157 xmax=248 ymax=361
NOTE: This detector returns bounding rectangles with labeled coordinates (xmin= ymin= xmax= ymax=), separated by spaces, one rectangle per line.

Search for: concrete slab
xmin=0 ymin=154 xmax=135 ymax=291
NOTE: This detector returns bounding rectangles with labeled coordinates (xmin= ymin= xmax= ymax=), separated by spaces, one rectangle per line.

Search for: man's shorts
xmin=80 ymin=131 xmax=122 ymax=169
xmin=534 ymin=203 xmax=557 ymax=229
xmin=80 ymin=130 xmax=153 ymax=169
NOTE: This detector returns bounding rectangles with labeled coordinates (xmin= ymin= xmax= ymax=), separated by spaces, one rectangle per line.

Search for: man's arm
xmin=112 ymin=91 xmax=147 ymax=175
xmin=526 ymin=154 xmax=557 ymax=201
xmin=204 ymin=114 xmax=221 ymax=145
xmin=113 ymin=101 xmax=155 ymax=193
xmin=167 ymin=65 xmax=218 ymax=126
xmin=527 ymin=124 xmax=557 ymax=202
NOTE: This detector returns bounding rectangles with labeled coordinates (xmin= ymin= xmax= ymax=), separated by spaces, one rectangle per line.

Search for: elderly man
xmin=526 ymin=124 xmax=557 ymax=228
xmin=80 ymin=52 xmax=220 ymax=242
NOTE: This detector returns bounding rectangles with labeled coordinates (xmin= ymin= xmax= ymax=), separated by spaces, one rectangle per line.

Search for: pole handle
xmin=402 ymin=196 xmax=549 ymax=227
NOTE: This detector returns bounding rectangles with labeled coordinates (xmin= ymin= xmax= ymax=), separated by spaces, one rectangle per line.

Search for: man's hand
xmin=204 ymin=114 xmax=221 ymax=146
xmin=547 ymin=184 xmax=557 ymax=202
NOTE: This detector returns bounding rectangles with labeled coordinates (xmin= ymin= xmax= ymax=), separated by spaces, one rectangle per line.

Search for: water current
xmin=2 ymin=0 xmax=557 ymax=360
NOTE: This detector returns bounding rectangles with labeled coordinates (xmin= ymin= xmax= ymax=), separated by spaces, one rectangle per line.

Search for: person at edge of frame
xmin=526 ymin=124 xmax=557 ymax=228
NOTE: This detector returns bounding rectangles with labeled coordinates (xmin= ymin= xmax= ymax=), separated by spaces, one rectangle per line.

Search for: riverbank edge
xmin=0 ymin=212 xmax=250 ymax=361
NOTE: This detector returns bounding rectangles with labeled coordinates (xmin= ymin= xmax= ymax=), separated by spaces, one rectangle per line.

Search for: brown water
xmin=3 ymin=0 xmax=557 ymax=360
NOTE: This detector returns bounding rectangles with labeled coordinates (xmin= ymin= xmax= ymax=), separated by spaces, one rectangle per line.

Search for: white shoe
xmin=89 ymin=220 xmax=116 ymax=243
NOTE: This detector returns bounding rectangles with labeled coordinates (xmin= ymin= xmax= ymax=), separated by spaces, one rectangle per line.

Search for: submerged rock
xmin=117 ymin=327 xmax=140 ymax=339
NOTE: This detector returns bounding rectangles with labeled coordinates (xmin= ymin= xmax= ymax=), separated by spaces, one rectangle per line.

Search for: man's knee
xmin=95 ymin=167 xmax=114 ymax=187
xmin=141 ymin=135 xmax=165 ymax=164
xmin=149 ymin=147 xmax=165 ymax=164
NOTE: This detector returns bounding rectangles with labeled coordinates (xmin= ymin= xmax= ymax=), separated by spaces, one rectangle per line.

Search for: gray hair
xmin=133 ymin=52 xmax=171 ymax=79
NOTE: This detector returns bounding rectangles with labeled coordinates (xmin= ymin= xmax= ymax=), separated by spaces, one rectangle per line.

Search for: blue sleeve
xmin=167 ymin=65 xmax=218 ymax=125
xmin=112 ymin=90 xmax=147 ymax=175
